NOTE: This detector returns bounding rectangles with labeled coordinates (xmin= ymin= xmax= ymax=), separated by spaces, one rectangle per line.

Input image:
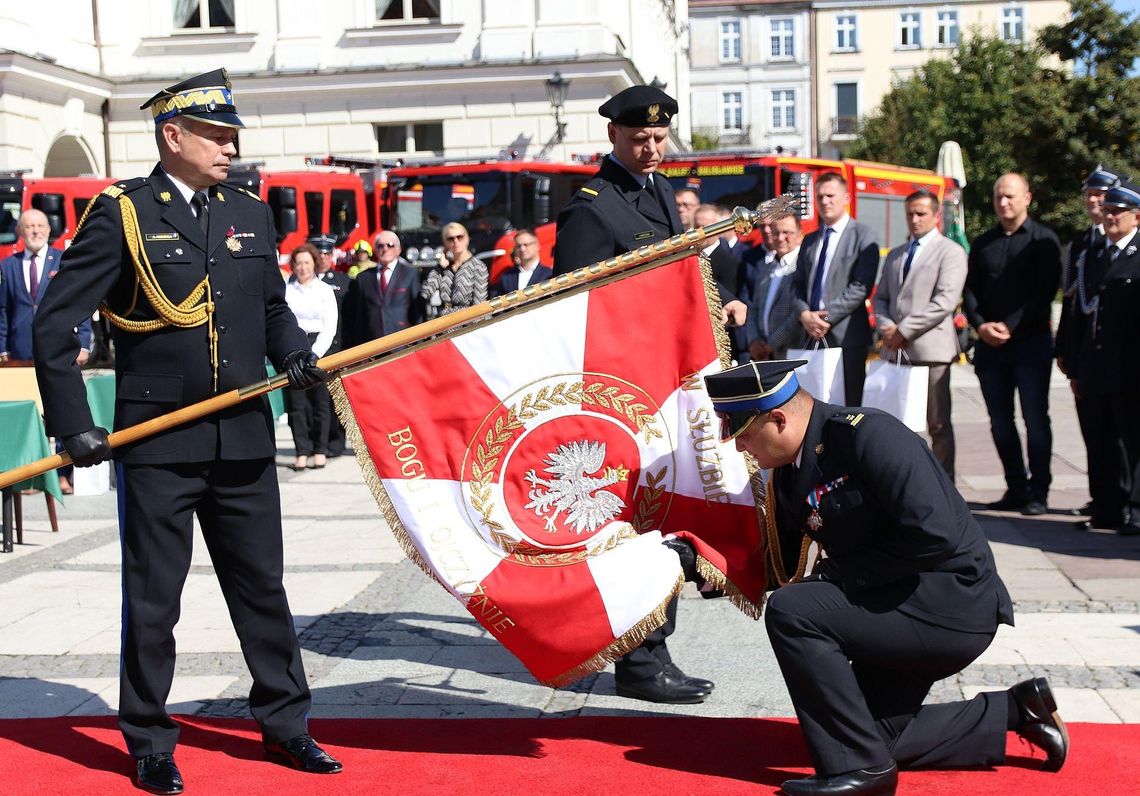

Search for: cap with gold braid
xmin=140 ymin=68 xmax=245 ymax=129
xmin=704 ymin=359 xmax=808 ymax=441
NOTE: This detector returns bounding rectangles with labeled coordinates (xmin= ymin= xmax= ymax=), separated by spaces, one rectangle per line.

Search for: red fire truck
xmin=0 ymin=172 xmax=115 ymax=259
xmin=656 ymin=151 xmax=963 ymax=251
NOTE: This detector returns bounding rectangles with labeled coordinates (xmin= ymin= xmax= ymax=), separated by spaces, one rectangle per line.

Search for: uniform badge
xmin=805 ymin=475 xmax=850 ymax=534
xmin=647 ymin=104 xmax=660 ymax=123
xmin=634 ymin=231 xmax=654 ymax=240
xmin=216 ymin=191 xmax=226 ymax=202
xmin=815 ymin=443 xmax=824 ymax=455
xmin=159 ymin=191 xmax=172 ymax=203
xmin=225 ymin=237 xmax=242 ymax=253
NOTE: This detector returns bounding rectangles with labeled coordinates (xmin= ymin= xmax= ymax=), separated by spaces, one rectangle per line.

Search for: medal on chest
xmin=805 ymin=475 xmax=849 ymax=532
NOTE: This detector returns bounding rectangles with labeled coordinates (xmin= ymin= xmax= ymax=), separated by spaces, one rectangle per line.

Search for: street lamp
xmin=538 ymin=71 xmax=570 ymax=159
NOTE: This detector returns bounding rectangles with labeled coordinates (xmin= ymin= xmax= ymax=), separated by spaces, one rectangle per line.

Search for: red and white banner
xmin=335 ymin=256 xmax=766 ymax=686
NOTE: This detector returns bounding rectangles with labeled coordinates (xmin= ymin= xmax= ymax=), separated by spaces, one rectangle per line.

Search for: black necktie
xmin=809 ymin=228 xmax=833 ymax=310
xmin=191 ymin=192 xmax=209 ymax=235
xmin=901 ymin=239 xmax=919 ymax=282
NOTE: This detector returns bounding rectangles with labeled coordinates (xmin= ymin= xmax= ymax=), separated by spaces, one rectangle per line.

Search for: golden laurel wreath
xmin=468 ymin=379 xmax=664 ymax=556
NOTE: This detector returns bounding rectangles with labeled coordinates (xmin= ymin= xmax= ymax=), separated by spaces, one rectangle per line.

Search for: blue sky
xmin=1113 ymin=0 xmax=1140 ymax=17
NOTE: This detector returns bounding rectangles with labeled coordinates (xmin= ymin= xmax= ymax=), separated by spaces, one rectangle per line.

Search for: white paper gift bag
xmin=862 ymin=357 xmax=929 ymax=432
xmin=787 ymin=343 xmax=846 ymax=404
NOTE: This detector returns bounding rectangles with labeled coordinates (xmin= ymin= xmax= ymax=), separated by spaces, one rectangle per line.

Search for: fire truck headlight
xmin=406 ymin=246 xmax=419 ymax=262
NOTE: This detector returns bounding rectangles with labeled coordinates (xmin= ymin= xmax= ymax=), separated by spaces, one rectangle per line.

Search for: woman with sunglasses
xmin=420 ymin=222 xmax=488 ymax=319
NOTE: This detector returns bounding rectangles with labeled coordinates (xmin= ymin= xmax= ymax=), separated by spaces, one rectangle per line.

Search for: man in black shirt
xmin=964 ymin=173 xmax=1062 ymax=516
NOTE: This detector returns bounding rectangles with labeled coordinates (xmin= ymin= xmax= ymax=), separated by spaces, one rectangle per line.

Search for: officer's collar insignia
xmin=216 ymin=191 xmax=225 ymax=202
xmin=159 ymin=191 xmax=171 ymax=203
xmin=815 ymin=443 xmax=824 ymax=455
xmin=646 ymin=104 xmax=660 ymax=123
xmin=1128 ymin=244 xmax=1137 ymax=256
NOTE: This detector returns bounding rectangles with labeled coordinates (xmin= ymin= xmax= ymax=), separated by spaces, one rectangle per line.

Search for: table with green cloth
xmin=0 ymin=400 xmax=62 ymax=553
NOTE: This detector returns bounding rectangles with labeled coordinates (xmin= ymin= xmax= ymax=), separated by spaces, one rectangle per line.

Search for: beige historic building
xmin=687 ymin=0 xmax=813 ymax=155
xmin=0 ymin=0 xmax=689 ymax=178
xmin=813 ymin=0 xmax=1069 ymax=158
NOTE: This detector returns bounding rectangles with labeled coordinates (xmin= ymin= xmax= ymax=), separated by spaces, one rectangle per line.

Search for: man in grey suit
xmin=873 ymin=190 xmax=968 ymax=479
xmin=791 ymin=172 xmax=880 ymax=404
xmin=747 ymin=209 xmax=803 ymax=361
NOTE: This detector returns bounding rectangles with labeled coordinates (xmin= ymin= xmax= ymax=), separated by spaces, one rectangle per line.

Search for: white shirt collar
xmin=823 ymin=213 xmax=851 ymax=238
xmin=911 ymin=227 xmax=941 ymax=246
xmin=161 ymin=167 xmax=202 ymax=206
xmin=1111 ymin=228 xmax=1138 ymax=251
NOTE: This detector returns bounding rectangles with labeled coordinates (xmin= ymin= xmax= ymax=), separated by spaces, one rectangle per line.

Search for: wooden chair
xmin=12 ymin=490 xmax=60 ymax=544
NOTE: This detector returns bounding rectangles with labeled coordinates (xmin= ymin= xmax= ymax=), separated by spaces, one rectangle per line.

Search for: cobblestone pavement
xmin=2 ymin=362 xmax=1139 ymax=726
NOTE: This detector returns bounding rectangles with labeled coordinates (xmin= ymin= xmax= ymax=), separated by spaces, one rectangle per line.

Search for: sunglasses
xmin=376 ymin=242 xmax=399 ymax=249
xmin=445 ymin=234 xmax=468 ymax=242
xmin=1102 ymin=205 xmax=1136 ymax=215
xmin=715 ymin=410 xmax=759 ymax=442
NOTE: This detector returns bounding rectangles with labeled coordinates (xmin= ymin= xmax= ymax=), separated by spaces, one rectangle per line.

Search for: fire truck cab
xmin=658 ymin=151 xmax=960 ymax=252
xmin=0 ymin=172 xmax=115 ymax=258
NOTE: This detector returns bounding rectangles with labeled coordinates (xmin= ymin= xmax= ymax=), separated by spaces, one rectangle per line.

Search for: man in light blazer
xmin=0 ymin=209 xmax=92 ymax=364
xmin=791 ymin=172 xmax=880 ymax=404
xmin=874 ymin=190 xmax=968 ymax=479
xmin=342 ymin=230 xmax=422 ymax=347
xmin=747 ymin=209 xmax=803 ymax=361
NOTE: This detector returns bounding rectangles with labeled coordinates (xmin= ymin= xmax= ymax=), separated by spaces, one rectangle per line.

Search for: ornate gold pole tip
xmin=755 ymin=194 xmax=802 ymax=223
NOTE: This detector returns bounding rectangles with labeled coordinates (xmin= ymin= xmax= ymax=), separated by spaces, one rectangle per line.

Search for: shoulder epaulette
xmin=102 ymin=178 xmax=148 ymax=198
xmin=218 ymin=182 xmax=262 ymax=202
xmin=828 ymin=412 xmax=866 ymax=430
xmin=576 ymin=178 xmax=609 ymax=200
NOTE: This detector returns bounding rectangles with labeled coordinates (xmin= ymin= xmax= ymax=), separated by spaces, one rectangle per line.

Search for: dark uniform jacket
xmin=1055 ymin=225 xmax=1101 ymax=372
xmin=318 ymin=268 xmax=351 ymax=352
xmin=33 ymin=166 xmax=309 ymax=464
xmin=1066 ymin=234 xmax=1140 ymax=395
xmin=552 ymin=156 xmax=683 ymax=275
xmin=770 ymin=401 xmax=1014 ymax=633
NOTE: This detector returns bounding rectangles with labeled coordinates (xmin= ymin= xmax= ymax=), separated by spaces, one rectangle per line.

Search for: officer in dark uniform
xmin=309 ymin=235 xmax=350 ymax=456
xmin=551 ymin=86 xmax=715 ymax=704
xmin=706 ymin=360 xmax=1067 ymax=796
xmin=1055 ymin=166 xmax=1130 ymax=530
xmin=33 ymin=69 xmax=342 ymax=794
xmin=1067 ymin=182 xmax=1140 ymax=536
xmin=553 ymin=85 xmax=684 ymax=274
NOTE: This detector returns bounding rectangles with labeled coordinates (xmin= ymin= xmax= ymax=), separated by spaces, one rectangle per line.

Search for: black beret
xmin=599 ymin=85 xmax=678 ymax=127
xmin=141 ymin=68 xmax=244 ymax=129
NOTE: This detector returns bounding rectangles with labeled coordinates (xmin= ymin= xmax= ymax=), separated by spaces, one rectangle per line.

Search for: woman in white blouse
xmin=284 ymin=243 xmax=339 ymax=470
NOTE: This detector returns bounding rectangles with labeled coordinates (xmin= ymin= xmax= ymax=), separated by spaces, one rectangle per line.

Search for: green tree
xmin=848 ymin=0 xmax=1140 ymax=242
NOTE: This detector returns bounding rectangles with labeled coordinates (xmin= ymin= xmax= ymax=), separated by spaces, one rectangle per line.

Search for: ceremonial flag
xmin=334 ymin=256 xmax=766 ymax=686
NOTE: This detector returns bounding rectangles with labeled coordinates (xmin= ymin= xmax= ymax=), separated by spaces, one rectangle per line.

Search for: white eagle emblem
xmin=524 ymin=440 xmax=630 ymax=534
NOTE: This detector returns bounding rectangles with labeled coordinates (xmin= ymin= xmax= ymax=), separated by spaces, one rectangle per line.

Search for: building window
xmin=174 ymin=0 xmax=235 ymax=29
xmin=375 ymin=122 xmax=444 ymax=154
xmin=720 ymin=20 xmax=742 ymax=62
xmin=936 ymin=10 xmax=959 ymax=46
xmin=376 ymin=0 xmax=440 ymax=23
xmin=1000 ymin=6 xmax=1024 ymax=41
xmin=835 ymin=14 xmax=857 ymax=51
xmin=898 ymin=11 xmax=921 ymax=49
xmin=721 ymin=92 xmax=744 ymax=132
xmin=770 ymin=18 xmax=794 ymax=59
xmin=771 ymin=90 xmax=796 ymax=131
xmin=834 ymin=83 xmax=858 ymax=135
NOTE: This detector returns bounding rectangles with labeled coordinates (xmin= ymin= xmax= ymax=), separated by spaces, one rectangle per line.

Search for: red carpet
xmin=0 ymin=715 xmax=1129 ymax=794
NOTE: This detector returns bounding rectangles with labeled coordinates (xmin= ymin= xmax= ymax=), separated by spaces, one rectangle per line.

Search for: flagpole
xmin=0 ymin=207 xmax=763 ymax=490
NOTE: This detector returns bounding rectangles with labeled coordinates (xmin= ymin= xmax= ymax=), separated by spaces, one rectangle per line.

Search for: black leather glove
xmin=663 ymin=537 xmax=704 ymax=586
xmin=63 ymin=427 xmax=112 ymax=467
xmin=807 ymin=556 xmax=840 ymax=584
xmin=282 ymin=349 xmax=329 ymax=390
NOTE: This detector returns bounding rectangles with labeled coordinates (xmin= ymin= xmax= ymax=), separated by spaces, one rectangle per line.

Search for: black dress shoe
xmin=1118 ymin=522 xmax=1140 ymax=537
xmin=615 ymin=669 xmax=710 ymax=704
xmin=264 ymin=734 xmax=343 ymax=774
xmin=1009 ymin=677 xmax=1068 ymax=772
xmin=665 ymin=662 xmax=715 ymax=692
xmin=781 ymin=762 xmax=898 ymax=795
xmin=987 ymin=491 xmax=1029 ymax=511
xmin=135 ymin=753 xmax=183 ymax=795
xmin=1021 ymin=499 xmax=1048 ymax=516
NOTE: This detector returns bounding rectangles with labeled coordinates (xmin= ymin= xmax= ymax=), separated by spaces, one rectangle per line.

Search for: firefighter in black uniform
xmin=309 ymin=234 xmax=350 ymax=458
xmin=551 ymin=86 xmax=722 ymax=705
xmin=33 ymin=69 xmax=342 ymax=794
xmin=1065 ymin=182 xmax=1140 ymax=536
xmin=1055 ymin=166 xmax=1131 ymax=530
xmin=705 ymin=360 xmax=1068 ymax=796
